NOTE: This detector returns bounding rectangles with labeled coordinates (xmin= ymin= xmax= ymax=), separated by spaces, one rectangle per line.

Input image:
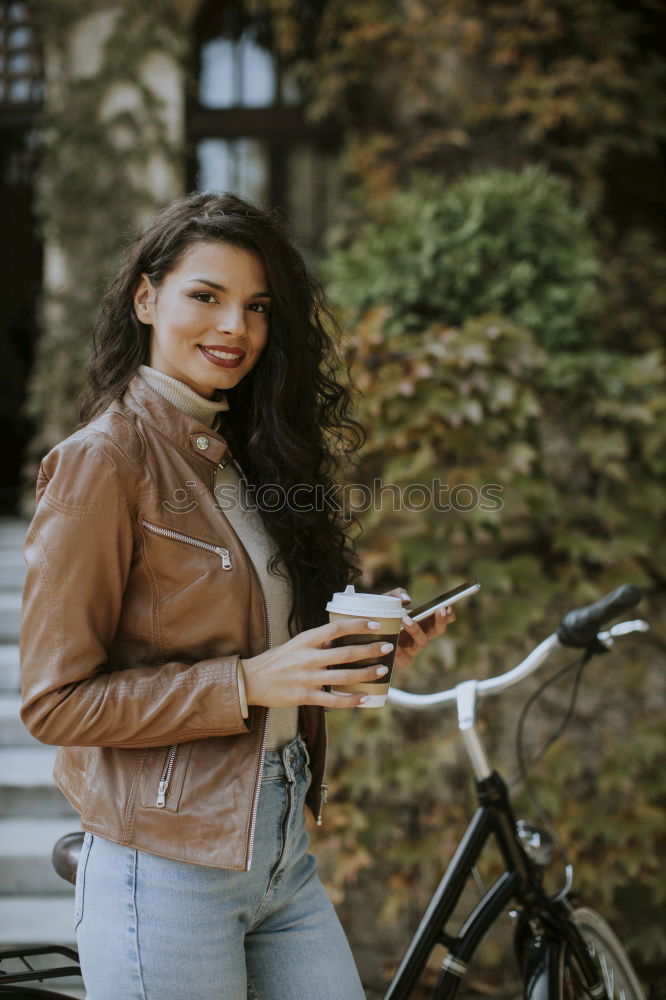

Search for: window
xmin=200 ymin=33 xmax=277 ymax=109
xmin=0 ymin=1 xmax=43 ymax=109
xmin=188 ymin=2 xmax=341 ymax=255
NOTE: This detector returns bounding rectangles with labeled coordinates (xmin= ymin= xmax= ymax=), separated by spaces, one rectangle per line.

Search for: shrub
xmin=323 ymin=164 xmax=599 ymax=351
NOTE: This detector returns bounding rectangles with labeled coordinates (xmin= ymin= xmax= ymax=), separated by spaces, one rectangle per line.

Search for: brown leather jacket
xmin=19 ymin=373 xmax=327 ymax=870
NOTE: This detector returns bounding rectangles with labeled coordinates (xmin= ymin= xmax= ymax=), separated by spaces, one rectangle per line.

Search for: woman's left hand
xmin=383 ymin=588 xmax=456 ymax=671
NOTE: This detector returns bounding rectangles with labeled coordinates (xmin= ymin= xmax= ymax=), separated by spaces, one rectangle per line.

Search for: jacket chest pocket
xmin=140 ymin=742 xmax=193 ymax=812
xmin=140 ymin=519 xmax=233 ymax=607
xmin=142 ymin=519 xmax=233 ymax=568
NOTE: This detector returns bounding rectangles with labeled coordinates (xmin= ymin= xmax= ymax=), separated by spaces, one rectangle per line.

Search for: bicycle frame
xmin=382 ymin=768 xmax=526 ymax=999
xmin=382 ymin=769 xmax=602 ymax=1000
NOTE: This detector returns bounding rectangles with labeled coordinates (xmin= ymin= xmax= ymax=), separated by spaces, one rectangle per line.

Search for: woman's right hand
xmin=240 ymin=618 xmax=394 ymax=709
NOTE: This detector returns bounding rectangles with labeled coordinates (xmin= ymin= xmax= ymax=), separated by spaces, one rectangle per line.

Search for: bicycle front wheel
xmin=555 ymin=906 xmax=646 ymax=1000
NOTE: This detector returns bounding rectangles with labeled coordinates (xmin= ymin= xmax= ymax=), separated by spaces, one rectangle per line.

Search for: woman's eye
xmin=190 ymin=293 xmax=269 ymax=312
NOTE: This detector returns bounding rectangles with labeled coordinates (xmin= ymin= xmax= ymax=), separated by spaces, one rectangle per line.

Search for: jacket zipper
xmin=316 ymin=778 xmax=328 ymax=825
xmin=141 ymin=519 xmax=232 ymax=570
xmin=316 ymin=713 xmax=329 ymax=825
xmin=156 ymin=744 xmax=178 ymax=807
xmin=243 ymin=533 xmax=271 ymax=870
xmin=216 ymin=460 xmax=329 ymax=829
xmin=246 ymin=707 xmax=269 ymax=867
xmin=213 ymin=457 xmax=271 ymax=871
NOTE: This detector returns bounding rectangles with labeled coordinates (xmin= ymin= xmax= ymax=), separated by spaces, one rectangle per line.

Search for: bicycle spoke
xmin=599 ymin=950 xmax=614 ymax=998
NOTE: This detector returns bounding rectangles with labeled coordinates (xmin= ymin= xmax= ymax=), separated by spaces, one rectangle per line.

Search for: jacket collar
xmin=121 ymin=371 xmax=232 ymax=466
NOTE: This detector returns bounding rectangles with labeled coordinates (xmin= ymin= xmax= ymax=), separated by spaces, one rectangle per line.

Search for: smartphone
xmin=408 ymin=579 xmax=480 ymax=624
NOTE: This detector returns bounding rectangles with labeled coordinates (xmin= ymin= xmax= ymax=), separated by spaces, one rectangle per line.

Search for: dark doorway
xmin=0 ymin=0 xmax=43 ymax=514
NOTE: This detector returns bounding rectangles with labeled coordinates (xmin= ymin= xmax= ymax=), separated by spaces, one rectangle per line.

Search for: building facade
xmin=0 ymin=0 xmax=341 ymax=514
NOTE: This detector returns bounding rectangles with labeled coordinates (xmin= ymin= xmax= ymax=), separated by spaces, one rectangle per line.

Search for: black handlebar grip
xmin=557 ymin=584 xmax=642 ymax=648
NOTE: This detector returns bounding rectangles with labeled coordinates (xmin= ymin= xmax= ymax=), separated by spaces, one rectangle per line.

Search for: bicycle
xmin=383 ymin=582 xmax=649 ymax=999
xmin=0 ymin=584 xmax=650 ymax=999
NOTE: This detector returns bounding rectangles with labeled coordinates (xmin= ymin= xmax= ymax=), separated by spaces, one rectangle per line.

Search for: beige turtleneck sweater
xmin=137 ymin=364 xmax=299 ymax=750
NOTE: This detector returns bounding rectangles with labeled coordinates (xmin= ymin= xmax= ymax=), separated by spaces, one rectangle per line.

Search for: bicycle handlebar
xmin=387 ymin=584 xmax=647 ymax=711
xmin=556 ymin=583 xmax=642 ymax=648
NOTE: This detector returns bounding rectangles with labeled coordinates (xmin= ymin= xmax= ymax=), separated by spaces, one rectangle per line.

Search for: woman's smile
xmin=197 ymin=344 xmax=246 ymax=368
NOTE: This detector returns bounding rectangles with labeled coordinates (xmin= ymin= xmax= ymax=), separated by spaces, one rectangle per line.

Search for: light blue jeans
xmin=74 ymin=735 xmax=365 ymax=1000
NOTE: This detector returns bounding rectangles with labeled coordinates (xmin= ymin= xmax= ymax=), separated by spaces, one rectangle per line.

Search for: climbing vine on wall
xmin=20 ymin=0 xmax=186 ymax=508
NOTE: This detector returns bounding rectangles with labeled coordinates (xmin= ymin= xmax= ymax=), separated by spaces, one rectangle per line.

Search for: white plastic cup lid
xmin=326 ymin=584 xmax=405 ymax=618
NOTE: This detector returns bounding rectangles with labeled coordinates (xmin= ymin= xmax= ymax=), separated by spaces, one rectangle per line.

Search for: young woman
xmin=19 ymin=192 xmax=454 ymax=999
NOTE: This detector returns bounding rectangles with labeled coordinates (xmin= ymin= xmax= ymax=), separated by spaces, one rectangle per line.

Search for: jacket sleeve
xmin=19 ymin=434 xmax=252 ymax=748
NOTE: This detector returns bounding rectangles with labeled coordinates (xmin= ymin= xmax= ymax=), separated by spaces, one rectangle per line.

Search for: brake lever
xmin=596 ymin=618 xmax=649 ymax=649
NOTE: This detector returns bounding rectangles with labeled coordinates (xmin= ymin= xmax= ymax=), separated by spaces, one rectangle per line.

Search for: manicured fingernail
xmin=380 ymin=642 xmax=394 ymax=653
xmin=402 ymin=615 xmax=413 ymax=626
xmin=360 ymin=696 xmax=371 ymax=704
xmin=368 ymin=620 xmax=381 ymax=629
xmin=402 ymin=592 xmax=411 ymax=601
xmin=376 ymin=665 xmax=389 ymax=676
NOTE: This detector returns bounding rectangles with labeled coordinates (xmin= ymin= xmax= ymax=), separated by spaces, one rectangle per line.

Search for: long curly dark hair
xmin=78 ymin=191 xmax=366 ymax=634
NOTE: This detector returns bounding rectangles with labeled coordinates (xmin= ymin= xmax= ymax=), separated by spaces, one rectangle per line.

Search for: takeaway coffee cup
xmin=326 ymin=585 xmax=405 ymax=707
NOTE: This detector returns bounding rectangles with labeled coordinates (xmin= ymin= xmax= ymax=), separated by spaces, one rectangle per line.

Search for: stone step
xmin=0 ymin=591 xmax=21 ymax=642
xmin=0 ymin=818 xmax=82 ymax=894
xmin=0 ymin=644 xmax=19 ymax=693
xmin=0 ymin=517 xmax=30 ymax=548
xmin=0 ymin=893 xmax=76 ymax=948
xmin=0 ymin=552 xmax=25 ymax=591
xmin=0 ymin=693 xmax=39 ymax=746
xmin=0 ymin=748 xmax=77 ymax=818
